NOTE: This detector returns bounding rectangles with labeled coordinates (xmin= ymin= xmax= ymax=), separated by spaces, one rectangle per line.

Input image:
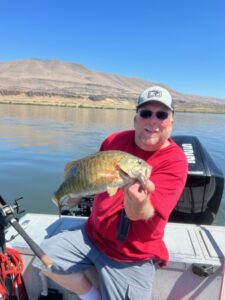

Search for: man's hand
xmin=122 ymin=180 xmax=155 ymax=221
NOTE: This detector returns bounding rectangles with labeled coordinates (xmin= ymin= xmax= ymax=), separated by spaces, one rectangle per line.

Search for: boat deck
xmin=5 ymin=213 xmax=225 ymax=300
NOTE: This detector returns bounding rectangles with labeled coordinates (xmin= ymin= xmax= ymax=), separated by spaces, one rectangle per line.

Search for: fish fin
xmin=52 ymin=192 xmax=60 ymax=207
xmin=64 ymin=160 xmax=80 ymax=176
xmin=52 ymin=193 xmax=67 ymax=218
xmin=107 ymin=186 xmax=118 ymax=197
xmin=52 ymin=193 xmax=62 ymax=218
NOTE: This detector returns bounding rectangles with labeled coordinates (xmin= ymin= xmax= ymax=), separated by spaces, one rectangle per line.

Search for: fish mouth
xmin=135 ymin=172 xmax=147 ymax=189
xmin=137 ymin=175 xmax=147 ymax=187
xmin=137 ymin=166 xmax=151 ymax=189
xmin=118 ymin=167 xmax=150 ymax=190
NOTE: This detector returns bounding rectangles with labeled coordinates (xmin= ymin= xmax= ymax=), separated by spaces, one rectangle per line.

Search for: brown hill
xmin=0 ymin=59 xmax=224 ymax=112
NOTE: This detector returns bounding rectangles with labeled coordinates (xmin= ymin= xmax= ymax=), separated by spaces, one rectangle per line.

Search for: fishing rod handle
xmin=10 ymin=217 xmax=53 ymax=268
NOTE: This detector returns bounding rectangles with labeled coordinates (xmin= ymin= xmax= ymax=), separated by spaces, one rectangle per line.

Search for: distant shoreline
xmin=0 ymin=97 xmax=225 ymax=114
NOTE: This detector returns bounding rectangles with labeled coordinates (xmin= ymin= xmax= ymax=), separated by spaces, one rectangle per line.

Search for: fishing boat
xmin=1 ymin=135 xmax=225 ymax=300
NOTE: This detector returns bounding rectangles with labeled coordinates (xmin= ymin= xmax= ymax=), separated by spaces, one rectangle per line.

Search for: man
xmin=39 ymin=86 xmax=188 ymax=300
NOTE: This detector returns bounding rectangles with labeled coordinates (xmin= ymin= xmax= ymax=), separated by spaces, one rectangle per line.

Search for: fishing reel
xmin=0 ymin=196 xmax=25 ymax=227
xmin=0 ymin=195 xmax=25 ymax=228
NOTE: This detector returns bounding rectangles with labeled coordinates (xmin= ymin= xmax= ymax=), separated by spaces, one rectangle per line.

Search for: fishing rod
xmin=0 ymin=195 xmax=52 ymax=268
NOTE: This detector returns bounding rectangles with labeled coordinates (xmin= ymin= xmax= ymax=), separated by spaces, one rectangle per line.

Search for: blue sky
xmin=0 ymin=0 xmax=225 ymax=99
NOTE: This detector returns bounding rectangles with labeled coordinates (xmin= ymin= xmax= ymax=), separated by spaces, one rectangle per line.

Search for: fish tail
xmin=52 ymin=192 xmax=60 ymax=207
xmin=52 ymin=192 xmax=62 ymax=219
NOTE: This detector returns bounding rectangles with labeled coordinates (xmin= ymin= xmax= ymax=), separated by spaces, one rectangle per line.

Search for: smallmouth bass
xmin=52 ymin=150 xmax=152 ymax=209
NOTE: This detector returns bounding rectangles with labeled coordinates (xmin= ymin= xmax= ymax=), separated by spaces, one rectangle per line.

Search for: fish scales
xmin=81 ymin=152 xmax=117 ymax=187
xmin=56 ymin=153 xmax=112 ymax=199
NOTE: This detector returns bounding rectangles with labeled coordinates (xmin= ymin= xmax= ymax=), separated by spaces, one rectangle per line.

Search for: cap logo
xmin=147 ymin=90 xmax=162 ymax=98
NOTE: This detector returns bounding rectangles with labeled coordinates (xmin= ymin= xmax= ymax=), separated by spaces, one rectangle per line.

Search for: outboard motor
xmin=169 ymin=135 xmax=224 ymax=225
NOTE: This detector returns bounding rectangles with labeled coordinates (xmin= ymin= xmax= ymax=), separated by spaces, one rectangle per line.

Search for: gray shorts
xmin=40 ymin=224 xmax=156 ymax=300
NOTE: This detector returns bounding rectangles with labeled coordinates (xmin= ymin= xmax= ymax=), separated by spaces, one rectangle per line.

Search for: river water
xmin=0 ymin=104 xmax=225 ymax=225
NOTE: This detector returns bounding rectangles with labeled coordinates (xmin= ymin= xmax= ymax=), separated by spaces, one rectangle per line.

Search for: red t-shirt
xmin=85 ymin=130 xmax=188 ymax=265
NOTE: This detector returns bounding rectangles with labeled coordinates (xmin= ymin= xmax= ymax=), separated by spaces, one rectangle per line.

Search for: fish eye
xmin=138 ymin=160 xmax=143 ymax=164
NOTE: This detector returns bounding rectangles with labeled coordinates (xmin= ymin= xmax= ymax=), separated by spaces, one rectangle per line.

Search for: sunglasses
xmin=138 ymin=109 xmax=169 ymax=120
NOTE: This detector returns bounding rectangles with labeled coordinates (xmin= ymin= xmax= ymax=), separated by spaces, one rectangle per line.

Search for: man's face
xmin=134 ymin=102 xmax=174 ymax=151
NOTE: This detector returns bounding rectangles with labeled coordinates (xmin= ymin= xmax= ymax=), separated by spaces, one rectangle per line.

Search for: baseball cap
xmin=137 ymin=86 xmax=174 ymax=111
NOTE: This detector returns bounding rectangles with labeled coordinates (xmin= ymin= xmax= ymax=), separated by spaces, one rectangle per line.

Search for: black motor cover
xmin=169 ymin=135 xmax=224 ymax=224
